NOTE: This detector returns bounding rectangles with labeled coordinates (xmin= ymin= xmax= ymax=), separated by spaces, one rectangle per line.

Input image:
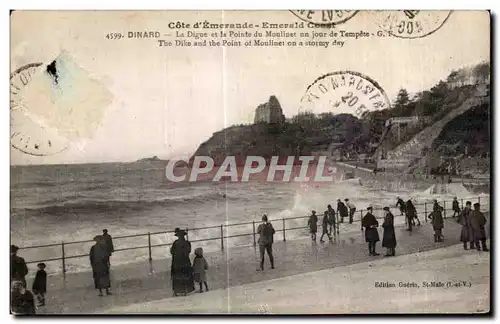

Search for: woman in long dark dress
xmin=90 ymin=235 xmax=112 ymax=296
xmin=382 ymin=207 xmax=397 ymax=257
xmin=170 ymin=228 xmax=195 ymax=296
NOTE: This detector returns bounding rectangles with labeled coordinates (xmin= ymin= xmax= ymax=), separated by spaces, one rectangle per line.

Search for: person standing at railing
xmin=382 ymin=207 xmax=396 ymax=257
xmin=32 ymin=263 xmax=47 ymax=307
xmin=10 ymin=245 xmax=28 ymax=288
xmin=470 ymin=203 xmax=489 ymax=252
xmin=458 ymin=201 xmax=474 ymax=250
xmin=320 ymin=211 xmax=333 ymax=243
xmin=102 ymin=229 xmax=114 ymax=268
xmin=428 ymin=205 xmax=444 ymax=243
xmin=170 ymin=228 xmax=195 ymax=296
xmin=192 ymin=247 xmax=209 ymax=293
xmin=361 ymin=206 xmax=380 ymax=256
xmin=326 ymin=205 xmax=336 ymax=236
xmin=344 ymin=199 xmax=356 ymax=224
xmin=337 ymin=199 xmax=348 ymax=224
xmin=257 ymin=214 xmax=275 ymax=271
xmin=405 ymin=199 xmax=420 ymax=231
xmin=90 ymin=235 xmax=112 ymax=296
xmin=308 ymin=211 xmax=318 ymax=243
xmin=396 ymin=197 xmax=406 ymax=217
xmin=452 ymin=197 xmax=461 ymax=218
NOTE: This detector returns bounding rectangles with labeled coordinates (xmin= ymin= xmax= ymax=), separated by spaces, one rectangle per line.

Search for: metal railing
xmin=17 ymin=195 xmax=490 ymax=274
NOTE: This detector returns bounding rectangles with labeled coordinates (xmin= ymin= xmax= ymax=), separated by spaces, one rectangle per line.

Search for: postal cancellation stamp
xmin=371 ymin=10 xmax=452 ymax=39
xmin=291 ymin=10 xmax=358 ymax=26
xmin=300 ymin=71 xmax=391 ymax=117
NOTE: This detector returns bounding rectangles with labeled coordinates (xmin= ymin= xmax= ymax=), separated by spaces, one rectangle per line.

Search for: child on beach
xmin=32 ymin=263 xmax=47 ymax=307
xmin=193 ymin=247 xmax=209 ymax=293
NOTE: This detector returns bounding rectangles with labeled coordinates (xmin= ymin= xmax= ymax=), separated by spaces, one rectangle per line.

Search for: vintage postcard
xmin=10 ymin=10 xmax=490 ymax=315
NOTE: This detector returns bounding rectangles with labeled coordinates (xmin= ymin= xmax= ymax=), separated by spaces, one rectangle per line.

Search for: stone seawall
xmin=331 ymin=162 xmax=487 ymax=192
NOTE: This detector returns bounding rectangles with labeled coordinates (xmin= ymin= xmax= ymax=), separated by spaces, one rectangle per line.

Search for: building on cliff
xmin=254 ymin=95 xmax=285 ymax=124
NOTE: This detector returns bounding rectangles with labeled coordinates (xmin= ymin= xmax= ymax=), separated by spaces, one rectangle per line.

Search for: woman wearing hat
xmin=361 ymin=206 xmax=380 ymax=256
xmin=382 ymin=207 xmax=397 ymax=257
xmin=89 ymin=235 xmax=112 ymax=296
xmin=170 ymin=228 xmax=195 ymax=296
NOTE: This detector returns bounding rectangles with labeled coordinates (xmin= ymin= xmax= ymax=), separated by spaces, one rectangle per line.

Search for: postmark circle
xmin=300 ymin=71 xmax=391 ymax=117
xmin=10 ymin=63 xmax=69 ymax=156
xmin=291 ymin=10 xmax=358 ymax=26
xmin=372 ymin=10 xmax=451 ymax=39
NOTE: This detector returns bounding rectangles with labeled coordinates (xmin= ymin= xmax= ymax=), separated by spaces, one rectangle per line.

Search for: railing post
xmin=461 ymin=198 xmax=464 ymax=210
xmin=478 ymin=196 xmax=481 ymax=205
xmin=443 ymin=201 xmax=446 ymax=219
xmin=337 ymin=213 xmax=340 ymax=236
xmin=148 ymin=232 xmax=152 ymax=261
xmin=252 ymin=221 xmax=256 ymax=246
xmin=186 ymin=227 xmax=189 ymax=241
xmin=424 ymin=202 xmax=427 ymax=223
xmin=360 ymin=209 xmax=363 ymax=231
xmin=61 ymin=242 xmax=66 ymax=274
xmin=282 ymin=218 xmax=286 ymax=242
xmin=220 ymin=225 xmax=224 ymax=251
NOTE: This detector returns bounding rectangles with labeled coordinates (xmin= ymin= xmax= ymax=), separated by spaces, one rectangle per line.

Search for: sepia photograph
xmin=9 ymin=8 xmax=491 ymax=315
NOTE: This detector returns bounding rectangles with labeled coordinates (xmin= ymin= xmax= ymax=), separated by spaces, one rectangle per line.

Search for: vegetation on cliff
xmin=193 ymin=62 xmax=490 ymax=166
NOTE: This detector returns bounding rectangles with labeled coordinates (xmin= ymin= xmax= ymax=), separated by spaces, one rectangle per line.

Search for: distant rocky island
xmin=135 ymin=156 xmax=165 ymax=162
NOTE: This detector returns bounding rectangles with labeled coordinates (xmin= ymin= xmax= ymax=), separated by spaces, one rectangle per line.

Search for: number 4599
xmin=105 ymin=33 xmax=123 ymax=40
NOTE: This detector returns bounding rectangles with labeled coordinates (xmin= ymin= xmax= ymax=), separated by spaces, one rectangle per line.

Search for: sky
xmin=10 ymin=10 xmax=490 ymax=165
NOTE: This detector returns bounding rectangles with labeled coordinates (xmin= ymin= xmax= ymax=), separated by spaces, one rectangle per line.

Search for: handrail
xmin=16 ymin=195 xmax=489 ymax=274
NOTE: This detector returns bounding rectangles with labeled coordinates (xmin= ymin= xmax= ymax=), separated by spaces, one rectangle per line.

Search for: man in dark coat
xmin=320 ymin=211 xmax=333 ymax=243
xmin=326 ymin=204 xmax=336 ymax=236
xmin=458 ymin=201 xmax=474 ymax=250
xmin=405 ymin=199 xmax=420 ymax=231
xmin=308 ymin=210 xmax=318 ymax=242
xmin=361 ymin=206 xmax=380 ymax=256
xmin=11 ymin=245 xmax=28 ymax=288
xmin=337 ymin=199 xmax=348 ymax=223
xmin=471 ymin=203 xmax=489 ymax=252
xmin=90 ymin=235 xmax=112 ymax=296
xmin=428 ymin=205 xmax=444 ymax=242
xmin=170 ymin=228 xmax=195 ymax=295
xmin=382 ymin=207 xmax=396 ymax=257
xmin=452 ymin=197 xmax=461 ymax=218
xmin=102 ymin=229 xmax=114 ymax=267
xmin=257 ymin=214 xmax=276 ymax=271
xmin=396 ymin=197 xmax=406 ymax=216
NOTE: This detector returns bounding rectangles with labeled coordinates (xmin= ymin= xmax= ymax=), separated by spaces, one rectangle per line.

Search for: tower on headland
xmin=254 ymin=95 xmax=285 ymax=124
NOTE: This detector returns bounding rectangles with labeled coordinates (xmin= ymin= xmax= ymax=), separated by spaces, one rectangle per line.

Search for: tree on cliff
xmin=392 ymin=88 xmax=413 ymax=116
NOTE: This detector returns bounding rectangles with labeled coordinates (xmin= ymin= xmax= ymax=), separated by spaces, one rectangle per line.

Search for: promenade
xmin=34 ymin=214 xmax=490 ymax=314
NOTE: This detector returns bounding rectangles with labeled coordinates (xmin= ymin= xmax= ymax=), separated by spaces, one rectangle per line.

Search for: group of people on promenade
xmin=10 ymin=245 xmax=46 ymax=314
xmin=10 ymin=228 xmax=116 ymax=314
xmin=306 ymin=196 xmax=490 ymax=258
xmin=11 ymin=195 xmax=490 ymax=311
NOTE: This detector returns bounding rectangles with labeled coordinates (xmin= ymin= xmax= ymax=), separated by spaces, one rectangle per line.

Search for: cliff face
xmin=192 ymin=123 xmax=306 ymax=166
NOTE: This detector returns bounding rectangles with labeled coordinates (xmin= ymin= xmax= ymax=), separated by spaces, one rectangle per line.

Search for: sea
xmin=10 ymin=161 xmax=489 ymax=275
